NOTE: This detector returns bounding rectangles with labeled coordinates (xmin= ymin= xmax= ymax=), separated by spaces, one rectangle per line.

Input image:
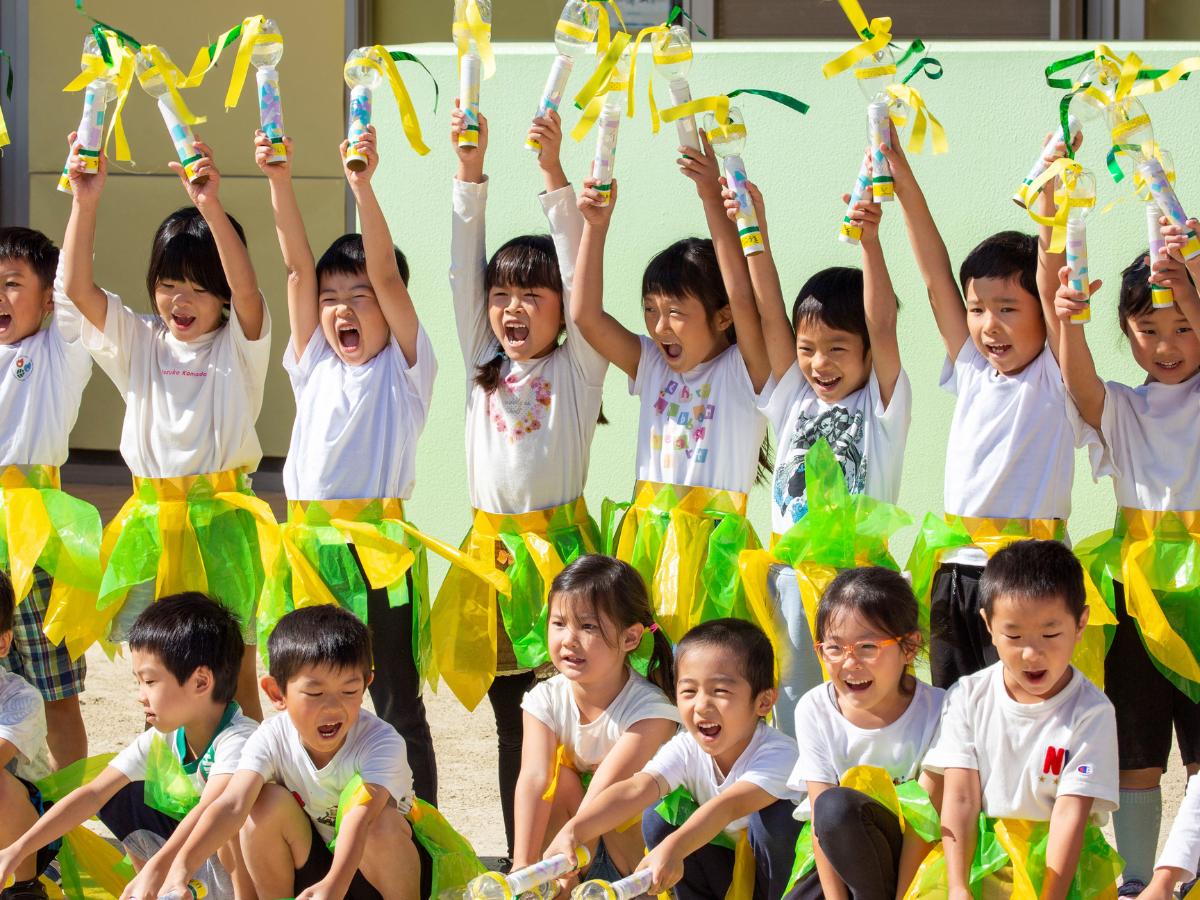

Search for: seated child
xmin=0 ymin=592 xmax=255 ymax=900
xmin=784 ymin=567 xmax=944 ymax=900
xmin=1139 ymin=770 xmax=1200 ymax=900
xmin=922 ymin=540 xmax=1120 ymax=900
xmin=0 ymin=573 xmax=53 ymax=900
xmin=513 ymin=555 xmax=678 ymax=882
xmin=160 ymin=604 xmax=428 ymax=900
xmin=545 ymin=618 xmax=801 ymax=900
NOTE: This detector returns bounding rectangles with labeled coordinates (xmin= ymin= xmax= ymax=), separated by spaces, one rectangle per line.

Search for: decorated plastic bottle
xmin=591 ymin=93 xmax=622 ymax=207
xmin=654 ymin=25 xmax=699 ymax=153
xmin=706 ymin=107 xmax=763 ymax=256
xmin=838 ymin=154 xmax=872 ymax=245
xmin=58 ymin=34 xmax=119 ymax=194
xmin=1013 ymin=115 xmax=1080 ymax=208
xmin=158 ymin=879 xmax=208 ymax=899
xmin=466 ymin=848 xmax=591 ymax=900
xmin=855 ymin=45 xmax=897 ymax=203
xmin=136 ymin=47 xmax=205 ymax=183
xmin=527 ymin=0 xmax=597 ymax=152
xmin=251 ymin=18 xmax=287 ymax=164
xmin=1138 ymin=154 xmax=1200 ymax=262
xmin=571 ymin=868 xmax=655 ymax=900
xmin=454 ymin=0 xmax=491 ymax=148
xmin=1147 ymin=201 xmax=1176 ymax=309
xmin=343 ymin=47 xmax=382 ymax=172
xmin=1064 ymin=170 xmax=1096 ymax=324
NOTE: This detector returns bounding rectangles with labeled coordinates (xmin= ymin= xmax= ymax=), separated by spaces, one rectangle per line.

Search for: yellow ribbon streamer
xmin=1022 ymin=157 xmax=1096 ymax=253
xmin=181 ymin=15 xmax=276 ymax=110
xmin=821 ymin=0 xmax=893 ymax=80
xmin=626 ymin=25 xmax=691 ymax=134
xmin=885 ymin=83 xmax=946 ymax=154
xmin=136 ymin=45 xmax=206 ymax=127
xmin=62 ymin=35 xmax=137 ymax=162
xmin=346 ymin=47 xmax=431 ymax=156
xmin=453 ymin=0 xmax=496 ymax=80
xmin=571 ymin=31 xmax=632 ymax=141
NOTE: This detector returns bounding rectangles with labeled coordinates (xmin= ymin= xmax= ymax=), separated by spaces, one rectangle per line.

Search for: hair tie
xmin=647 ymin=622 xmax=660 ymax=633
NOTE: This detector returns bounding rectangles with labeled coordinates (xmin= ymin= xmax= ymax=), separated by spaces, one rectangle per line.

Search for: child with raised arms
xmin=159 ymin=604 xmax=427 ymax=900
xmin=544 ymin=618 xmax=801 ymax=900
xmin=572 ymin=135 xmax=771 ymax=644
xmin=62 ymin=135 xmax=272 ymax=719
xmin=254 ymin=121 xmax=438 ymax=805
xmin=513 ymin=555 xmax=678 ymax=884
xmin=1052 ymin=225 xmax=1200 ymax=895
xmin=921 ymin=540 xmax=1120 ymax=899
xmin=443 ymin=105 xmax=608 ymax=861
xmin=0 ymin=226 xmax=99 ymax=770
xmin=725 ymin=167 xmax=911 ymax=735
xmin=0 ymin=593 xmax=257 ymax=900
xmin=783 ymin=567 xmax=942 ymax=900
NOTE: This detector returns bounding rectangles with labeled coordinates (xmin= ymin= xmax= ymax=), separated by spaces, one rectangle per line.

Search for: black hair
xmin=127 ymin=592 xmax=244 ymax=704
xmin=675 ymin=617 xmax=774 ymax=697
xmin=959 ymin=231 xmax=1039 ymax=302
xmin=979 ymin=539 xmax=1087 ymax=622
xmin=267 ymin=604 xmax=372 ymax=689
xmin=146 ymin=207 xmax=247 ymax=305
xmin=548 ymin=555 xmax=674 ymax=696
xmin=0 ymin=227 xmax=59 ymax=291
xmin=316 ymin=233 xmax=410 ymax=288
xmin=0 ymin=571 xmax=13 ymax=635
xmin=1116 ymin=249 xmax=1196 ymax=333
xmin=792 ymin=266 xmax=876 ymax=353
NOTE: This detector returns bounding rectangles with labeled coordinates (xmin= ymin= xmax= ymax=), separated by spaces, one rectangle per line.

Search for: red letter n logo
xmin=1043 ymin=746 xmax=1070 ymax=775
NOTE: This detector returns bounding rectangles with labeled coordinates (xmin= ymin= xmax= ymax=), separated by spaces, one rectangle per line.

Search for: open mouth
xmin=1157 ymin=360 xmax=1182 ymax=371
xmin=696 ymin=720 xmax=721 ymax=741
xmin=317 ymin=722 xmax=343 ymax=741
xmin=172 ymin=313 xmax=196 ymax=330
xmin=842 ymin=675 xmax=873 ymax=693
xmin=504 ymin=323 xmax=529 ymax=347
xmin=560 ymin=653 xmax=586 ymax=667
xmin=1024 ymin=669 xmax=1048 ymax=685
xmin=813 ymin=374 xmax=842 ymax=392
xmin=0 ymin=314 xmax=12 ymax=331
xmin=337 ymin=324 xmax=361 ymax=351
xmin=984 ymin=342 xmax=1012 ymax=357
xmin=661 ymin=343 xmax=683 ymax=361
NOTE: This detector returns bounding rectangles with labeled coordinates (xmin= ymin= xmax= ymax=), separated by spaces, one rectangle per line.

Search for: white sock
xmin=1114 ymin=787 xmax=1162 ymax=885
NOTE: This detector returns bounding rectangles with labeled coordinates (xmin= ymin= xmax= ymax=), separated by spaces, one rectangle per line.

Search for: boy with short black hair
xmin=922 ymin=540 xmax=1121 ymax=899
xmin=0 ymin=226 xmax=97 ymax=771
xmin=544 ymin=618 xmax=801 ymax=900
xmin=160 ymin=604 xmax=428 ymax=900
xmin=0 ymin=592 xmax=256 ymax=899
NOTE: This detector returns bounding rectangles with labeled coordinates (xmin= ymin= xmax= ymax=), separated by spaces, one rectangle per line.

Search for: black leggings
xmin=487 ymin=669 xmax=537 ymax=857
xmin=361 ymin=557 xmax=438 ymax=806
xmin=785 ymin=787 xmax=904 ymax=900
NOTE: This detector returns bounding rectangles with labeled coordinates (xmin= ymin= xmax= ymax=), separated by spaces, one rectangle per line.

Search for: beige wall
xmin=1148 ymin=0 xmax=1200 ymax=39
xmin=373 ymin=0 xmax=562 ymax=44
xmin=28 ymin=0 xmax=348 ymax=456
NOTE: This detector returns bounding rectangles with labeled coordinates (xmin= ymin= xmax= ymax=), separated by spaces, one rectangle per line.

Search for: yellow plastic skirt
xmin=906 ymin=513 xmax=1115 ymax=688
xmin=1076 ymin=508 xmax=1200 ymax=701
xmin=603 ymin=480 xmax=760 ymax=645
xmin=86 ymin=469 xmax=279 ymax=648
xmin=429 ymin=498 xmax=599 ymax=711
xmin=256 ymin=498 xmax=434 ymax=684
xmin=0 ymin=465 xmax=103 ymax=660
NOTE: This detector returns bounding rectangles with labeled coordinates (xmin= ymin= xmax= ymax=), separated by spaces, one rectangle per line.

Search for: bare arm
xmin=512 ymin=713 xmax=559 ymax=869
xmin=807 ymin=782 xmax=850 ymax=900
xmin=858 ymin=200 xmax=902 ymax=407
xmin=545 ymin=772 xmax=663 ymax=861
xmin=940 ymin=768 xmax=981 ymax=900
xmin=1052 ymin=266 xmax=1105 ymax=430
xmin=1036 ymin=181 xmax=1067 ymax=358
xmin=314 ymin=783 xmax=394 ymax=899
xmin=61 ymin=134 xmax=111 ymax=331
xmin=882 ymin=138 xmax=968 ymax=359
xmin=580 ymin=719 xmax=679 ymax=812
xmin=1040 ymin=794 xmax=1094 ymax=900
xmin=162 ymin=770 xmax=265 ymax=892
xmin=573 ymin=181 xmax=642 ymax=378
xmin=345 ymin=127 xmax=420 ymax=364
xmin=1160 ymin=219 xmax=1200 ymax=336
xmin=256 ymin=132 xmax=318 ymax=360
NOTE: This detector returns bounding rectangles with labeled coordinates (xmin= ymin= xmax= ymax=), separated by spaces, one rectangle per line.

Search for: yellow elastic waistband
xmin=944 ymin=513 xmax=1066 ymax=543
xmin=471 ymin=497 xmax=591 ymax=538
xmin=288 ymin=498 xmax=406 ymax=526
xmin=1119 ymin=507 xmax=1200 ymax=541
xmin=633 ymin=480 xmax=748 ymax=518
xmin=132 ymin=468 xmax=249 ymax=502
xmin=0 ymin=465 xmax=60 ymax=491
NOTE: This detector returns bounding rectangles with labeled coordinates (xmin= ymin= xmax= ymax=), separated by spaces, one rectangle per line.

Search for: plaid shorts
xmin=0 ymin=568 xmax=86 ymax=701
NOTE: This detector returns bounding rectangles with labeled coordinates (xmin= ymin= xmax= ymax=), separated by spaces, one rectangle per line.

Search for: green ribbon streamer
xmin=73 ymin=1 xmax=142 ymax=54
xmin=655 ymin=785 xmax=736 ymax=850
xmin=666 ymin=5 xmax=709 ymax=37
xmin=194 ymin=21 xmax=245 ymax=72
xmin=901 ymin=55 xmax=943 ymax=85
xmin=388 ymin=50 xmax=441 ymax=114
xmin=727 ymin=87 xmax=810 ymax=116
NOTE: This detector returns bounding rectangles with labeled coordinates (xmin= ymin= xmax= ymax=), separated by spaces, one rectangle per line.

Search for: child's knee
xmin=0 ymin=772 xmax=33 ymax=817
xmin=243 ymin=785 xmax=304 ymax=842
xmin=365 ymin=803 xmax=414 ymax=849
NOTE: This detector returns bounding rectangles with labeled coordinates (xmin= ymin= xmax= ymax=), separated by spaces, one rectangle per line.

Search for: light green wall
xmin=368 ymin=40 xmax=1200 ymax=575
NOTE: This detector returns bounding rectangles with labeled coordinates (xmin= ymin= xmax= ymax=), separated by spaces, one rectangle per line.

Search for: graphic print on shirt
xmin=775 ymin=407 xmax=866 ymax=524
xmin=1040 ymin=745 xmax=1071 ymax=785
xmin=488 ymin=373 xmax=552 ymax=442
xmin=12 ymin=356 xmax=31 ymax=381
xmin=650 ymin=378 xmax=714 ymax=469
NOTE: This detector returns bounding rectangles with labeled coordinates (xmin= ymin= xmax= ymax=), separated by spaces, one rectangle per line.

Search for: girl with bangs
xmin=442 ymin=107 xmax=609 ymax=863
xmin=61 ymin=136 xmax=272 ymax=720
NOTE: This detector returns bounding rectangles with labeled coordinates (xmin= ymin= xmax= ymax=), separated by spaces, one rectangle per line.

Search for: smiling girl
xmin=61 ymin=136 xmax=271 ymax=720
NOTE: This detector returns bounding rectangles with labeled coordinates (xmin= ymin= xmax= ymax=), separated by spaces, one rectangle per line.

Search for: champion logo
xmin=12 ymin=356 xmax=31 ymax=381
xmin=1077 ymin=764 xmax=1093 ymax=776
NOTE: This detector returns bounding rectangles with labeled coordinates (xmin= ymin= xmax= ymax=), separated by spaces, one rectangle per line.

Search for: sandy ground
xmin=66 ymin=478 xmax=1187 ymax=865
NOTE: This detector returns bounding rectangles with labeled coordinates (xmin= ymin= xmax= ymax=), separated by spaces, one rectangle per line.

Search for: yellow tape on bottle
xmin=1022 ymin=158 xmax=1096 ymax=253
xmin=454 ymin=0 xmax=496 ymax=80
xmin=62 ymin=35 xmax=137 ymax=162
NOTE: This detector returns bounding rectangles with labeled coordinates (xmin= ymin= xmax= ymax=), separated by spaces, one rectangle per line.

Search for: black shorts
xmin=1105 ymin=580 xmax=1200 ymax=770
xmin=96 ymin=781 xmax=179 ymax=844
xmin=16 ymin=776 xmax=58 ymax=879
xmin=294 ymin=814 xmax=432 ymax=900
xmin=929 ymin=562 xmax=996 ymax=688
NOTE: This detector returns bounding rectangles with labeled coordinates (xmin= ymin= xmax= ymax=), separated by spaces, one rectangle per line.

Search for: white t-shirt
xmin=282 ymin=328 xmax=437 ymax=501
xmin=1078 ymin=377 xmax=1200 ymax=511
xmin=642 ymin=721 xmax=800 ymax=836
xmin=632 ymin=339 xmax=767 ymax=495
xmin=761 ymin=365 xmax=911 ymax=535
xmin=521 ymin=671 xmax=680 ymax=773
xmin=1157 ymin=771 xmax=1200 ymax=880
xmin=450 ymin=179 xmax=607 ymax=515
xmin=0 ymin=265 xmax=92 ymax=467
xmin=787 ymin=679 xmax=944 ymax=820
xmin=0 ymin=670 xmax=49 ymax=783
xmin=923 ymin=662 xmax=1118 ymax=822
xmin=238 ymin=710 xmax=413 ymax=843
xmin=79 ymin=292 xmax=271 ymax=478
xmin=110 ymin=705 xmax=258 ymax=792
